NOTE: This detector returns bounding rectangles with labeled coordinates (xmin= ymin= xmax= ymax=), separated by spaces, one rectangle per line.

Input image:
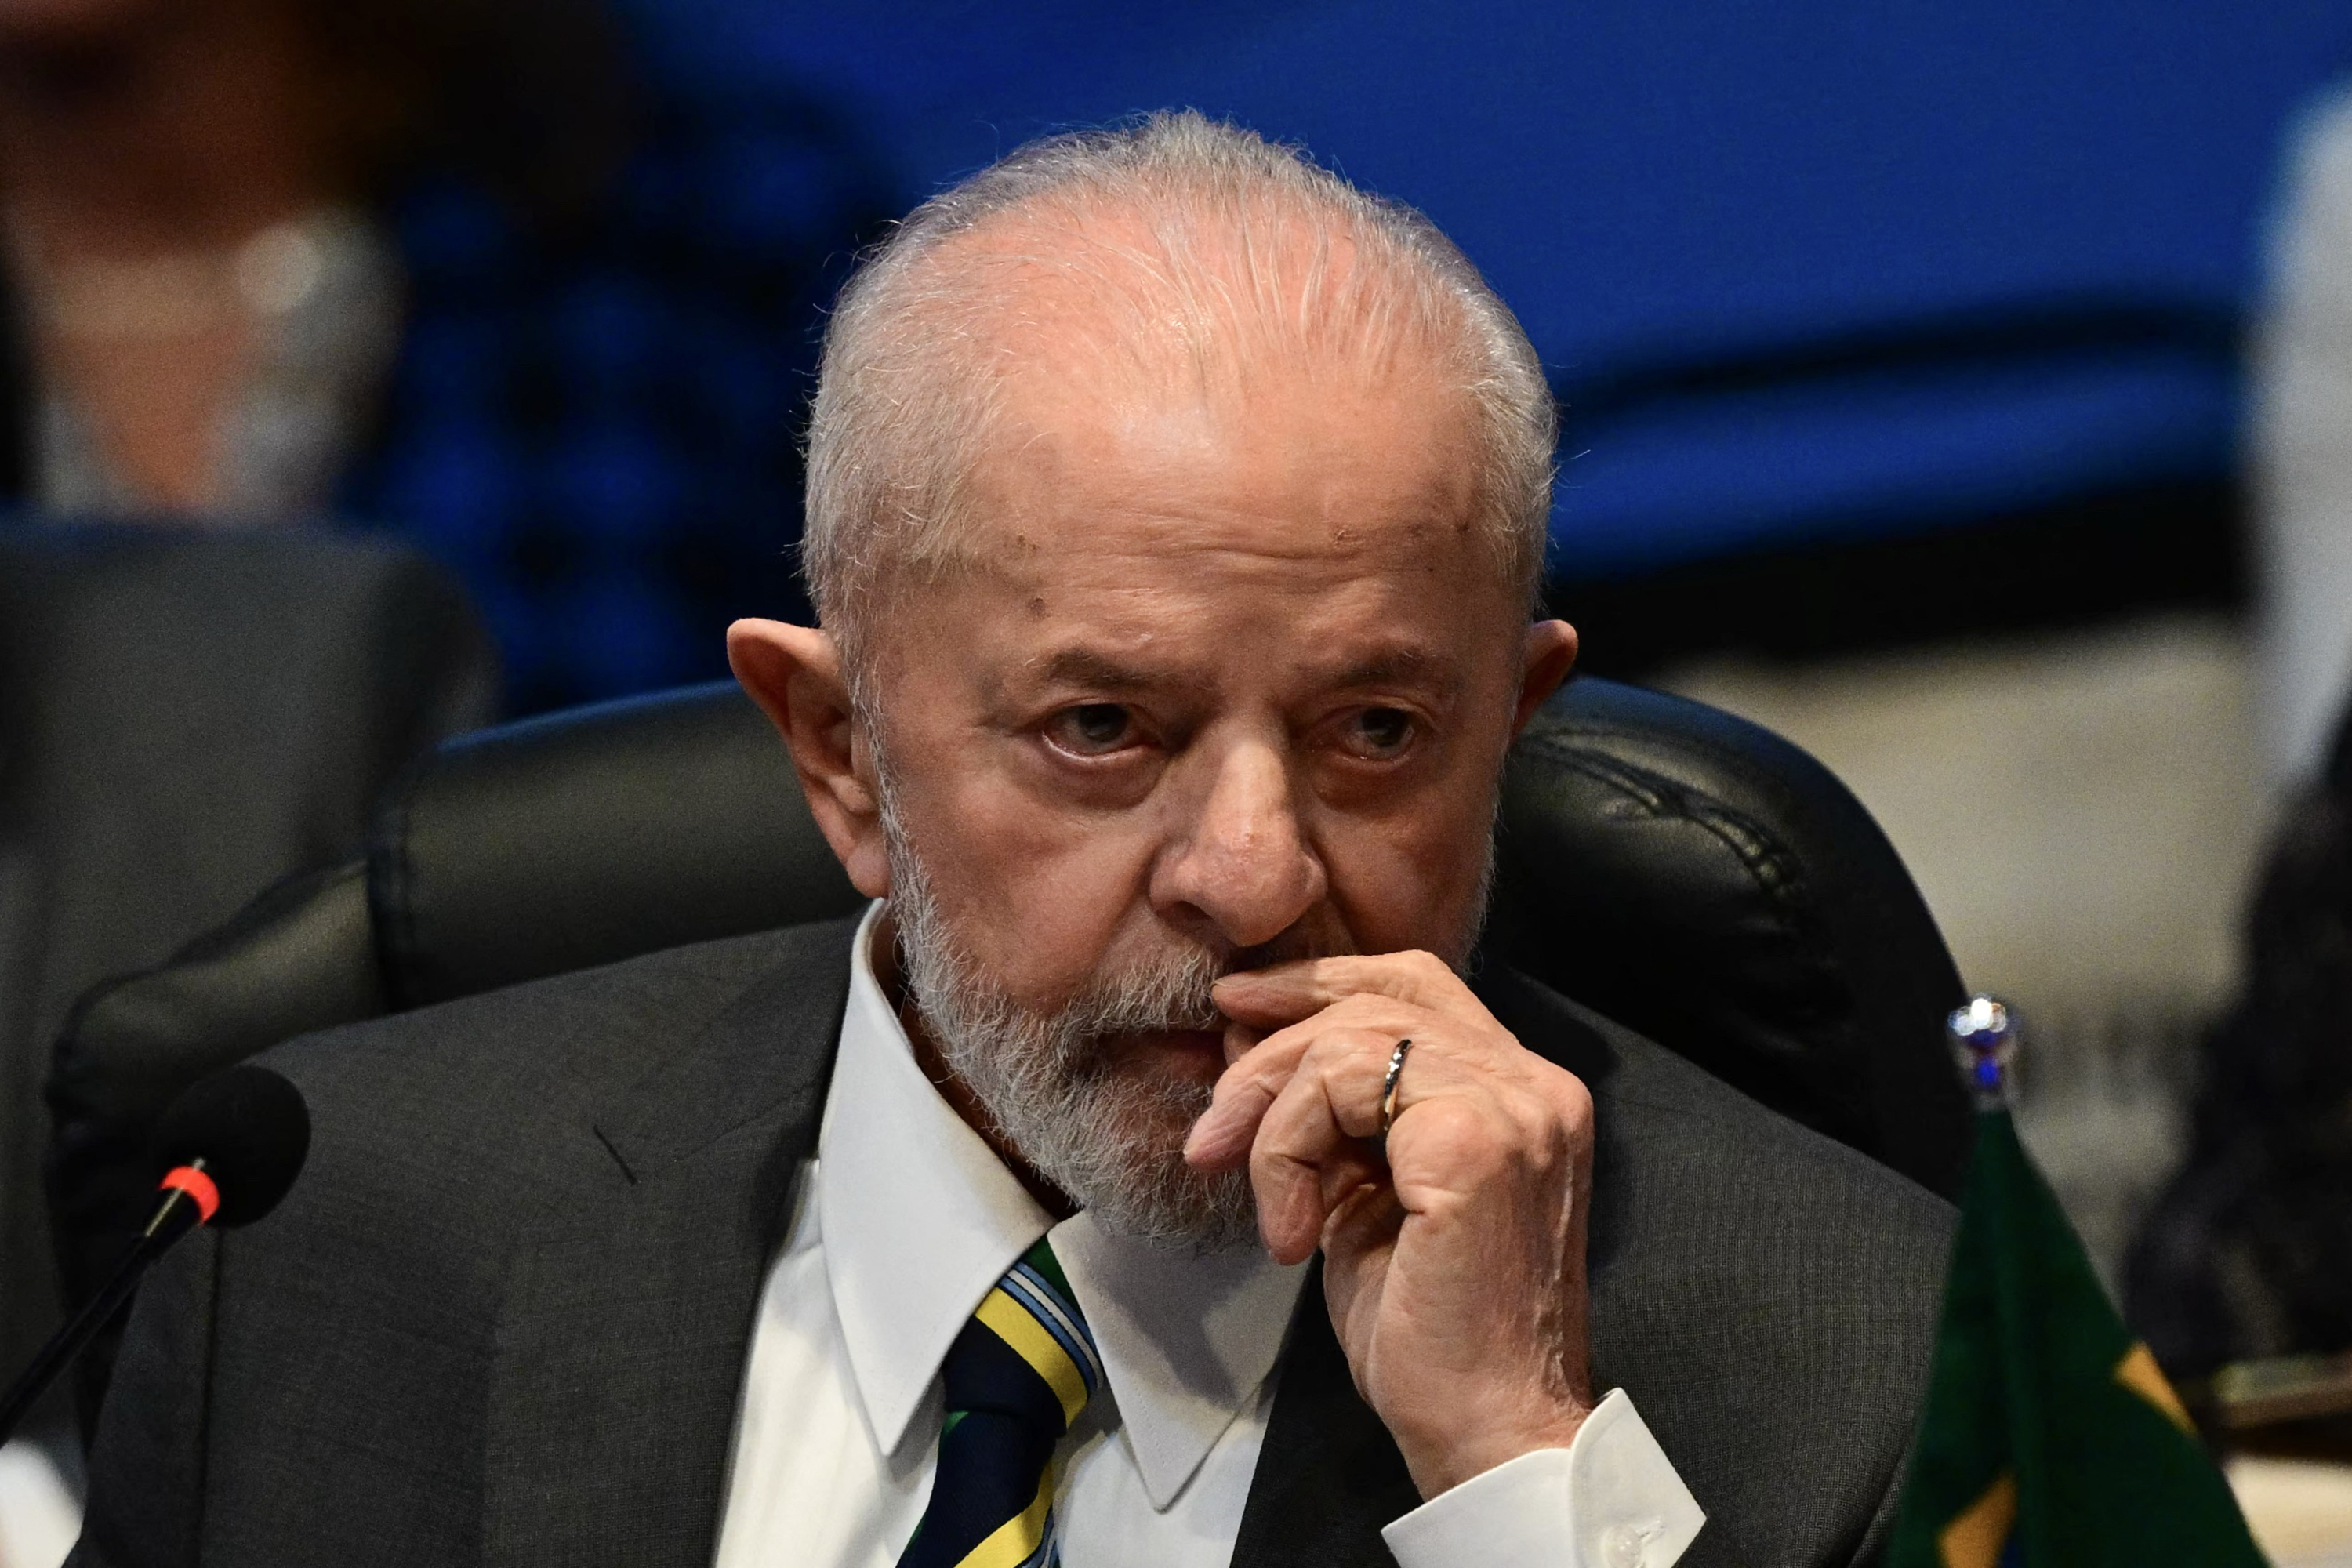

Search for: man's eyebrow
xmin=1028 ymin=644 xmax=1463 ymax=694
xmin=1033 ymin=648 xmax=1163 ymax=690
xmin=1331 ymin=647 xmax=1461 ymax=692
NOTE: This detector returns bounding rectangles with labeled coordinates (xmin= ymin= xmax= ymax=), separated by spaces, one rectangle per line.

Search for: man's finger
xmin=1250 ymin=1029 xmax=1462 ymax=1261
xmin=1186 ymin=1000 xmax=1437 ymax=1171
xmin=1213 ymin=951 xmax=1479 ymax=1029
xmin=1184 ymin=1029 xmax=1315 ymax=1171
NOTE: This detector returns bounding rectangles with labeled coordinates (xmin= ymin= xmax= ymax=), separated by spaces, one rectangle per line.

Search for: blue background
xmin=643 ymin=0 xmax=2352 ymax=579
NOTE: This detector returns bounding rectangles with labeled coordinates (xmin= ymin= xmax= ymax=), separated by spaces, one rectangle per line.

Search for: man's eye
xmin=1343 ymin=706 xmax=1415 ymax=759
xmin=1047 ymin=703 xmax=1137 ymax=756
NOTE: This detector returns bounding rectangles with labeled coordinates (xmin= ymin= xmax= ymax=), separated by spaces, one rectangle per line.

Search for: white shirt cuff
xmin=1379 ymin=1388 xmax=1705 ymax=1568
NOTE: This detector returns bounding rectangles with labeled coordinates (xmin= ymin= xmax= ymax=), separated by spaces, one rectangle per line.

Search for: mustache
xmin=1057 ymin=926 xmax=1349 ymax=1040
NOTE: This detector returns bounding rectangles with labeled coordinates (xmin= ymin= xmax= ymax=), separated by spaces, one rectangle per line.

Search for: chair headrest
xmin=1493 ymin=678 xmax=1969 ymax=1196
xmin=369 ymin=674 xmax=1969 ymax=1196
xmin=369 ymin=684 xmax=861 ymax=1011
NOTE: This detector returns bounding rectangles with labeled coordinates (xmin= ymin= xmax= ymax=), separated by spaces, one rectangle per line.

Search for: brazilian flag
xmin=1888 ymin=1100 xmax=2264 ymax=1567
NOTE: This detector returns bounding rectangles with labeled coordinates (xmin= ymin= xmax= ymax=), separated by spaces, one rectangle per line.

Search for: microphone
xmin=0 ymin=1065 xmax=309 ymax=1445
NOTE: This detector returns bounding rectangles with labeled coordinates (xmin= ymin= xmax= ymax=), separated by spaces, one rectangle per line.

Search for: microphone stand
xmin=0 ymin=1170 xmax=206 ymax=1446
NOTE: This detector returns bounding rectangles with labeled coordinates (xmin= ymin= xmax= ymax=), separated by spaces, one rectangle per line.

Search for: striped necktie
xmin=898 ymin=1239 xmax=1103 ymax=1568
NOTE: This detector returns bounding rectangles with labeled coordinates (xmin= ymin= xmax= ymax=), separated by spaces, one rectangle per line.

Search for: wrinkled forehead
xmin=964 ymin=360 xmax=1484 ymax=575
xmin=908 ymin=347 xmax=1502 ymax=683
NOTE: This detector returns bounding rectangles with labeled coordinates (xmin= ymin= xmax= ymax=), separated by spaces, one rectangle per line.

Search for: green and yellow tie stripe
xmin=898 ymin=1240 xmax=1102 ymax=1568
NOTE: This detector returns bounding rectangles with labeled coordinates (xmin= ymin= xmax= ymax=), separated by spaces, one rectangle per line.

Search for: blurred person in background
xmin=2249 ymin=74 xmax=2352 ymax=789
xmin=0 ymin=0 xmax=887 ymax=712
xmin=2127 ymin=76 xmax=2352 ymax=1389
xmin=2254 ymin=79 xmax=2352 ymax=788
xmin=2126 ymin=700 xmax=2352 ymax=1385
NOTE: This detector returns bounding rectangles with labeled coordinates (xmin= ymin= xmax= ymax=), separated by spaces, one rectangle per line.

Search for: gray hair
xmin=800 ymin=110 xmax=1556 ymax=662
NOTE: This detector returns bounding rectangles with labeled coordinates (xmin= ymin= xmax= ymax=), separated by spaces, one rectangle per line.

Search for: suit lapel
xmin=481 ymin=922 xmax=856 ymax=1568
xmin=1231 ymin=1261 xmax=1423 ymax=1568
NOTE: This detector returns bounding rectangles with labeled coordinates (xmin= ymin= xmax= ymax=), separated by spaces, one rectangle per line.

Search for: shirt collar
xmin=818 ymin=901 xmax=1309 ymax=1509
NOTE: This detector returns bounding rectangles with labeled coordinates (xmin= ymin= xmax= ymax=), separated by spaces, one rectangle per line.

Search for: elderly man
xmin=74 ymin=114 xmax=1950 ymax=1568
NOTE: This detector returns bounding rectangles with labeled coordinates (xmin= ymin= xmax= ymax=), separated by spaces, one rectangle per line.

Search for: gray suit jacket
xmin=73 ymin=917 xmax=1954 ymax=1568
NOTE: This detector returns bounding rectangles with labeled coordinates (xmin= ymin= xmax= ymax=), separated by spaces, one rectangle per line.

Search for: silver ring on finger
xmin=1378 ymin=1037 xmax=1414 ymax=1144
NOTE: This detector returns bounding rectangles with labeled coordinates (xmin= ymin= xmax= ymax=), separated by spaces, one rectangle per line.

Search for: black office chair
xmin=46 ymin=673 xmax=1971 ymax=1425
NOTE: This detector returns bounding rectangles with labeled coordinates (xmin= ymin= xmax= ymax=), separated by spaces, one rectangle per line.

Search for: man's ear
xmin=1513 ymin=619 xmax=1580 ymax=735
xmin=728 ymin=619 xmax=891 ymax=898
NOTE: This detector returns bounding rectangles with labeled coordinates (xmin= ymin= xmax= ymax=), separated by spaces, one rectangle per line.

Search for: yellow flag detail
xmin=1939 ymin=1472 xmax=2016 ymax=1568
xmin=2114 ymin=1341 xmax=2195 ymax=1435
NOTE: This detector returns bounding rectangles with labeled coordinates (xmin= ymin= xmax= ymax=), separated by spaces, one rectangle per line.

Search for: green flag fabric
xmin=1888 ymin=1110 xmax=2266 ymax=1568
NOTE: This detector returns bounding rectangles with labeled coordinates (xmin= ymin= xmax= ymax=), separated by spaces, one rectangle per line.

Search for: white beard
xmin=884 ymin=826 xmax=1261 ymax=1254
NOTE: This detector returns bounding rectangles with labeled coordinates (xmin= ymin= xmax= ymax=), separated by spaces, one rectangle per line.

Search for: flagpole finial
xmin=1947 ymin=995 xmax=2018 ymax=1109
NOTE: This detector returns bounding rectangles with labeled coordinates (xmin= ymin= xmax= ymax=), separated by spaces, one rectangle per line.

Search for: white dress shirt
xmin=713 ymin=903 xmax=1704 ymax=1568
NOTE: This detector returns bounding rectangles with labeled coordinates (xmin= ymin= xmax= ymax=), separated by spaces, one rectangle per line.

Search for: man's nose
xmin=1152 ymin=739 xmax=1327 ymax=949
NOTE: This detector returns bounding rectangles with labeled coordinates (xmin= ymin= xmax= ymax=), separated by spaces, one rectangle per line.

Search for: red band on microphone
xmin=158 ymin=1166 xmax=220 ymax=1224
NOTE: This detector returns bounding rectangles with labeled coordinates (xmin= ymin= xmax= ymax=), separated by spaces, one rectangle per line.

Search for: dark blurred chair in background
xmin=0 ymin=0 xmax=890 ymax=714
xmin=46 ymin=673 xmax=1973 ymax=1432
xmin=0 ymin=522 xmax=496 ymax=1454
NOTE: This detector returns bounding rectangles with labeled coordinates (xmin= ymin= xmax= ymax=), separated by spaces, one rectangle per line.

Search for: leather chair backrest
xmin=368 ymin=685 xmax=859 ymax=1011
xmin=1492 ymin=678 xmax=1969 ymax=1195
xmin=49 ymin=673 xmax=1970 ymax=1422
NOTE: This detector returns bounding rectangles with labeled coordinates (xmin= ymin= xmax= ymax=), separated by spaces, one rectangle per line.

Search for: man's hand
xmin=1184 ymin=953 xmax=1597 ymax=1499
